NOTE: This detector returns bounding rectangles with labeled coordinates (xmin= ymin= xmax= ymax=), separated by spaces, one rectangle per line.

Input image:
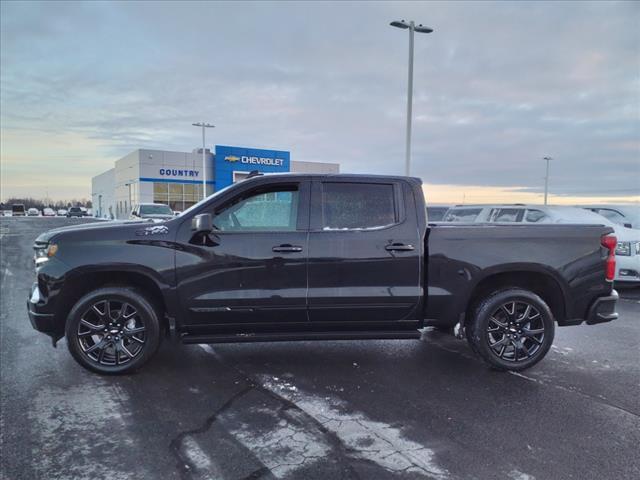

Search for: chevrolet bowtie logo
xmin=225 ymin=155 xmax=240 ymax=162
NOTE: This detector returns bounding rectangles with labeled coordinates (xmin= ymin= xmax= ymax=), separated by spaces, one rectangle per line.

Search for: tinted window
xmin=525 ymin=209 xmax=547 ymax=223
xmin=427 ymin=207 xmax=449 ymax=221
xmin=443 ymin=208 xmax=483 ymax=222
xmin=489 ymin=208 xmax=524 ymax=223
xmin=321 ymin=183 xmax=396 ymax=230
xmin=214 ymin=186 xmax=299 ymax=231
xmin=595 ymin=209 xmax=626 ymax=225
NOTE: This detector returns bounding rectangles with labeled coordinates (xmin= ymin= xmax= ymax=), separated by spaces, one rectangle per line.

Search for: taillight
xmin=601 ymin=235 xmax=617 ymax=281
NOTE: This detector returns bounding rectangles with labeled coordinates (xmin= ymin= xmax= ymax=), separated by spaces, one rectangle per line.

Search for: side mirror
xmin=192 ymin=213 xmax=213 ymax=234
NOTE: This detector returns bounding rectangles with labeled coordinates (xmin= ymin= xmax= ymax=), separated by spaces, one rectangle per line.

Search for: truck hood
xmin=35 ymin=219 xmax=155 ymax=244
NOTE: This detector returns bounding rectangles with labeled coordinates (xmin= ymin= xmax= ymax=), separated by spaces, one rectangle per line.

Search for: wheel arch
xmin=56 ymin=267 xmax=173 ymax=336
xmin=464 ymin=266 xmax=569 ymax=326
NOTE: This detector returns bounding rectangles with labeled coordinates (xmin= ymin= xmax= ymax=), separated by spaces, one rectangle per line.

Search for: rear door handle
xmin=272 ymin=244 xmax=303 ymax=253
xmin=385 ymin=243 xmax=415 ymax=252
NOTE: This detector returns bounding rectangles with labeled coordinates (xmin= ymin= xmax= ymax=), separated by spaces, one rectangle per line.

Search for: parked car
xmin=57 ymin=209 xmax=68 ymax=216
xmin=12 ymin=204 xmax=26 ymax=217
xmin=42 ymin=208 xmax=56 ymax=217
xmin=27 ymin=208 xmax=40 ymax=216
xmin=28 ymin=174 xmax=619 ymax=374
xmin=66 ymin=207 xmax=84 ymax=218
xmin=426 ymin=205 xmax=451 ymax=222
xmin=580 ymin=205 xmax=640 ymax=229
xmin=130 ymin=203 xmax=175 ymax=222
xmin=442 ymin=204 xmax=640 ymax=284
xmin=79 ymin=207 xmax=89 ymax=217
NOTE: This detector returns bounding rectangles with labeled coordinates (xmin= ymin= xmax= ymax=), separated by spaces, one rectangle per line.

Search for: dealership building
xmin=91 ymin=145 xmax=339 ymax=219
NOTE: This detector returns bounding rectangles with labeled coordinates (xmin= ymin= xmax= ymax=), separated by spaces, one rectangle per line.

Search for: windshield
xmin=140 ymin=204 xmax=173 ymax=216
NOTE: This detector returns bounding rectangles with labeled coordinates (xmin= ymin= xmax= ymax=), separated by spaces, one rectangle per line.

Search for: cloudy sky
xmin=1 ymin=0 xmax=638 ymax=203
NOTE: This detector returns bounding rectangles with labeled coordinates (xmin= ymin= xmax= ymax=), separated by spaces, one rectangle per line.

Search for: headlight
xmin=615 ymin=241 xmax=631 ymax=256
xmin=34 ymin=243 xmax=58 ymax=266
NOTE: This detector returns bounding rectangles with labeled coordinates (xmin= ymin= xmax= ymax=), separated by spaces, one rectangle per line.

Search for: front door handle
xmin=272 ymin=244 xmax=303 ymax=253
xmin=385 ymin=243 xmax=415 ymax=252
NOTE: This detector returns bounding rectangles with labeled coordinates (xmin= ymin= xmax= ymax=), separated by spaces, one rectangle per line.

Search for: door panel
xmin=174 ymin=180 xmax=310 ymax=330
xmin=307 ymin=180 xmax=422 ymax=325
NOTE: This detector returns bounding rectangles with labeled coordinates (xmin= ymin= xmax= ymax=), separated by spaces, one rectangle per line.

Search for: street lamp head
xmin=390 ymin=20 xmax=410 ymax=29
xmin=192 ymin=122 xmax=215 ymax=128
xmin=543 ymin=156 xmax=553 ymax=161
xmin=414 ymin=24 xmax=434 ymax=34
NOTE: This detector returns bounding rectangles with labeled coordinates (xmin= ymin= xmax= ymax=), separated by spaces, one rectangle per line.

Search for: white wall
xmin=291 ymin=160 xmax=339 ymax=174
xmin=91 ymin=168 xmax=115 ymax=219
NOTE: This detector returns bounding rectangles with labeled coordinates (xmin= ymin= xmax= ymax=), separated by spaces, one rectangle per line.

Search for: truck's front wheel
xmin=467 ymin=288 xmax=555 ymax=371
xmin=65 ymin=287 xmax=161 ymax=375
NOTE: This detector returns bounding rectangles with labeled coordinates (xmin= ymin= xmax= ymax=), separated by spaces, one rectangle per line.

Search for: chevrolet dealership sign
xmin=225 ymin=155 xmax=285 ymax=167
xmin=216 ymin=145 xmax=290 ymax=190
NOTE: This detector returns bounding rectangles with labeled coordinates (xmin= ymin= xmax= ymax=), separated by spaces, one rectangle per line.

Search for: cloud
xmin=1 ymin=0 xmax=638 ymax=201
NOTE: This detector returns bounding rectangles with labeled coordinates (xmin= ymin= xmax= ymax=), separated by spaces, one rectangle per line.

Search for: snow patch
xmin=508 ymin=469 xmax=536 ymax=480
xmin=29 ymin=384 xmax=140 ymax=480
xmin=259 ymin=375 xmax=448 ymax=478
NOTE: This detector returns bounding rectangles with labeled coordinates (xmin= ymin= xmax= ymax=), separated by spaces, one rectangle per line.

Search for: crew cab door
xmin=307 ymin=178 xmax=422 ymax=326
xmin=174 ymin=179 xmax=310 ymax=329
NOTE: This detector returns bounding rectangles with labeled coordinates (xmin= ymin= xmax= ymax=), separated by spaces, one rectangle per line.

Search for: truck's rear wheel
xmin=467 ymin=288 xmax=555 ymax=371
xmin=65 ymin=287 xmax=161 ymax=375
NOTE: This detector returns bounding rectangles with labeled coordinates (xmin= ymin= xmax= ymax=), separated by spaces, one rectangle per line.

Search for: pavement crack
xmin=200 ymin=346 xmax=364 ymax=480
xmin=169 ymin=383 xmax=255 ymax=480
xmin=509 ymin=371 xmax=640 ymax=418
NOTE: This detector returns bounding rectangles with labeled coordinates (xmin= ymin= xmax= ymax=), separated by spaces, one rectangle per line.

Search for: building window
xmin=153 ymin=183 xmax=168 ymax=203
xmin=151 ymin=181 xmax=204 ymax=212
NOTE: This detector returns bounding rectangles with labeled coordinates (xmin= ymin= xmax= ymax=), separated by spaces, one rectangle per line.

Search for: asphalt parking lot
xmin=1 ymin=217 xmax=639 ymax=480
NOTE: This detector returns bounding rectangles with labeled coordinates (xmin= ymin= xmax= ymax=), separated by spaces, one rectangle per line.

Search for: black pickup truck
xmin=28 ymin=174 xmax=619 ymax=374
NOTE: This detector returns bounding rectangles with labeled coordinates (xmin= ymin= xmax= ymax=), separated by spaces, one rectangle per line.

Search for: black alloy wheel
xmin=66 ymin=287 xmax=161 ymax=374
xmin=467 ymin=288 xmax=555 ymax=371
xmin=77 ymin=299 xmax=147 ymax=366
xmin=485 ymin=301 xmax=545 ymax=363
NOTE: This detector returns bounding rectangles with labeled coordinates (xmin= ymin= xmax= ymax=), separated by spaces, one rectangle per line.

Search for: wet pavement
xmin=1 ymin=217 xmax=639 ymax=480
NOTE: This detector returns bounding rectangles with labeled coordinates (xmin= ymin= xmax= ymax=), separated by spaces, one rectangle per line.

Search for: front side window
xmin=489 ymin=208 xmax=524 ymax=223
xmin=213 ymin=186 xmax=299 ymax=232
xmin=443 ymin=208 xmax=483 ymax=222
xmin=321 ymin=182 xmax=396 ymax=230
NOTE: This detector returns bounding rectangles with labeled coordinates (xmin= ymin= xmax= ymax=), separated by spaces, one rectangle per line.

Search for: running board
xmin=181 ymin=330 xmax=422 ymax=344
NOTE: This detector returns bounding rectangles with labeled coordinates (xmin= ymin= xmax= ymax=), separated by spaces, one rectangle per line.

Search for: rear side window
xmin=443 ymin=208 xmax=482 ymax=222
xmin=525 ymin=209 xmax=548 ymax=223
xmin=322 ymin=182 xmax=396 ymax=230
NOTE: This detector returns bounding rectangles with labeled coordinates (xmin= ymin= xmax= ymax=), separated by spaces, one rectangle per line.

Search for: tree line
xmin=1 ymin=197 xmax=92 ymax=211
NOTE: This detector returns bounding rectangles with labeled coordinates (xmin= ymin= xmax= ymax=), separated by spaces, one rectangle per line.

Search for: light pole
xmin=390 ymin=19 xmax=433 ymax=176
xmin=192 ymin=122 xmax=215 ymax=199
xmin=543 ymin=156 xmax=552 ymax=205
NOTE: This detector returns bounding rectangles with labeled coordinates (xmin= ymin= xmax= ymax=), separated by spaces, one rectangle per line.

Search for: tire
xmin=65 ymin=287 xmax=161 ymax=375
xmin=466 ymin=288 xmax=555 ymax=371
